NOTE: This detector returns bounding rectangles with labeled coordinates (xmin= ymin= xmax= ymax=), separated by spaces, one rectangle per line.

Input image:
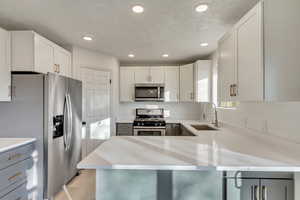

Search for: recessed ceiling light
xmin=132 ymin=5 xmax=144 ymax=13
xmin=83 ymin=35 xmax=93 ymax=41
xmin=195 ymin=4 xmax=209 ymax=13
xmin=162 ymin=54 xmax=169 ymax=58
xmin=200 ymin=43 xmax=209 ymax=47
xmin=128 ymin=54 xmax=135 ymax=58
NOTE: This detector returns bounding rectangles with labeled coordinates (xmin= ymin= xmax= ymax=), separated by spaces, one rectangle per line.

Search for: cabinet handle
xmin=8 ymin=85 xmax=11 ymax=97
xmin=232 ymin=84 xmax=238 ymax=97
xmin=262 ymin=185 xmax=267 ymax=200
xmin=8 ymin=172 xmax=22 ymax=181
xmin=230 ymin=84 xmax=233 ymax=97
xmin=8 ymin=153 xmax=23 ymax=161
xmin=254 ymin=185 xmax=259 ymax=200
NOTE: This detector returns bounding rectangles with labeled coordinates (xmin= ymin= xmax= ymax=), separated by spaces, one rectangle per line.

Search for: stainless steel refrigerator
xmin=0 ymin=73 xmax=82 ymax=200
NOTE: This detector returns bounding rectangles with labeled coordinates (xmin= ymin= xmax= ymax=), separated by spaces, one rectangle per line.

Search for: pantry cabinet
xmin=218 ymin=2 xmax=263 ymax=102
xmin=11 ymin=31 xmax=72 ymax=77
xmin=180 ymin=63 xmax=194 ymax=102
xmin=0 ymin=27 xmax=11 ymax=102
xmin=164 ymin=66 xmax=179 ymax=102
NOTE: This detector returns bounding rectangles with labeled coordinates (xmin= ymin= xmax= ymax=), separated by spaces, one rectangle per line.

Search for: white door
xmin=218 ymin=31 xmax=237 ymax=102
xmin=0 ymin=27 xmax=11 ymax=101
xmin=134 ymin=67 xmax=150 ymax=83
xmin=81 ymin=68 xmax=111 ymax=158
xmin=236 ymin=3 xmax=263 ymax=101
xmin=150 ymin=67 xmax=165 ymax=83
xmin=165 ymin=66 xmax=179 ymax=102
xmin=120 ymin=67 xmax=135 ymax=102
xmin=54 ymin=48 xmax=72 ymax=77
xmin=180 ymin=63 xmax=194 ymax=102
xmin=195 ymin=60 xmax=212 ymax=102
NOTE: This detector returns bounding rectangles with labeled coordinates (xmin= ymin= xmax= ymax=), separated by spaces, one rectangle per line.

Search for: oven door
xmin=134 ymin=127 xmax=166 ymax=136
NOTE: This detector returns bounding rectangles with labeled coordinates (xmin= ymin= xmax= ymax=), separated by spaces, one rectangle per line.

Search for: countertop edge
xmin=0 ymin=138 xmax=36 ymax=154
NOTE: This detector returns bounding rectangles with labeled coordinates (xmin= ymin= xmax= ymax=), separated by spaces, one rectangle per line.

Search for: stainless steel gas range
xmin=133 ymin=108 xmax=166 ymax=136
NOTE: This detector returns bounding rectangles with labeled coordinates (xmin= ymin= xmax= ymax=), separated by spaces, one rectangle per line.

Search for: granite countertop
xmin=78 ymin=121 xmax=300 ymax=172
xmin=0 ymin=138 xmax=36 ymax=153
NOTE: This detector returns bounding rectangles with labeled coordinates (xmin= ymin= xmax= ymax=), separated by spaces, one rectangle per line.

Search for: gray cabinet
xmin=225 ymin=172 xmax=294 ymax=200
xmin=116 ymin=123 xmax=133 ymax=136
xmin=166 ymin=123 xmax=181 ymax=136
xmin=0 ymin=142 xmax=35 ymax=200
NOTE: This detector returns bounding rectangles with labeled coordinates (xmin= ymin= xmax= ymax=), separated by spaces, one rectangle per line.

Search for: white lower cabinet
xmin=180 ymin=63 xmax=194 ymax=102
xmin=11 ymin=31 xmax=72 ymax=77
xmin=164 ymin=66 xmax=179 ymax=102
xmin=0 ymin=27 xmax=11 ymax=102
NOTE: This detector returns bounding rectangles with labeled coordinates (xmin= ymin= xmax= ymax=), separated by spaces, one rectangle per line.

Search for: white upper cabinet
xmin=164 ymin=66 xmax=179 ymax=102
xmin=180 ymin=63 xmax=194 ymax=102
xmin=53 ymin=47 xmax=72 ymax=77
xmin=235 ymin=2 xmax=263 ymax=101
xmin=0 ymin=27 xmax=11 ymax=102
xmin=218 ymin=30 xmax=237 ymax=102
xmin=11 ymin=31 xmax=72 ymax=77
xmin=194 ymin=60 xmax=212 ymax=102
xmin=218 ymin=2 xmax=263 ymax=102
xmin=119 ymin=67 xmax=135 ymax=102
xmin=134 ymin=67 xmax=150 ymax=83
xmin=150 ymin=67 xmax=165 ymax=83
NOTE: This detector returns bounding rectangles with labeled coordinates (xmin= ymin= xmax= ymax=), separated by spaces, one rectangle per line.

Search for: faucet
xmin=211 ymin=102 xmax=219 ymax=128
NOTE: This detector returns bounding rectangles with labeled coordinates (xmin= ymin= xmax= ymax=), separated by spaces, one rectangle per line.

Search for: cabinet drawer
xmin=0 ymin=159 xmax=31 ymax=192
xmin=0 ymin=182 xmax=28 ymax=200
xmin=116 ymin=123 xmax=133 ymax=136
xmin=0 ymin=144 xmax=34 ymax=170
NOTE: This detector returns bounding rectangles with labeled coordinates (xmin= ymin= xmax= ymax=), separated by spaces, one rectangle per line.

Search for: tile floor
xmin=54 ymin=170 xmax=96 ymax=200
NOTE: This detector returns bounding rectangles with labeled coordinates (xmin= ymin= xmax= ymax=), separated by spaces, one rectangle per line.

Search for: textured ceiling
xmin=0 ymin=0 xmax=258 ymax=65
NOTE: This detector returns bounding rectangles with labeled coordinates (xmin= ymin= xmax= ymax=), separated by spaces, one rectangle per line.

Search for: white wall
xmin=118 ymin=102 xmax=203 ymax=121
xmin=72 ymin=46 xmax=119 ymax=135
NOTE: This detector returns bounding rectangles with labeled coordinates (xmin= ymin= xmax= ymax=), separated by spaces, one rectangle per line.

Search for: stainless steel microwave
xmin=135 ymin=83 xmax=165 ymax=102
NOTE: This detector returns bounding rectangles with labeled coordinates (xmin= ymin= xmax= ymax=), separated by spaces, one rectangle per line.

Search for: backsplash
xmin=216 ymin=102 xmax=300 ymax=143
xmin=118 ymin=102 xmax=203 ymax=121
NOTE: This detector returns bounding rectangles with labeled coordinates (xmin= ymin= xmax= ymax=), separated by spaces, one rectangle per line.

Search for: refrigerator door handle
xmin=67 ymin=94 xmax=73 ymax=150
xmin=63 ymin=94 xmax=68 ymax=150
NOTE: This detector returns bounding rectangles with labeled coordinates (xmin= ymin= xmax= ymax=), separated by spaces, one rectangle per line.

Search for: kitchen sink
xmin=191 ymin=124 xmax=218 ymax=131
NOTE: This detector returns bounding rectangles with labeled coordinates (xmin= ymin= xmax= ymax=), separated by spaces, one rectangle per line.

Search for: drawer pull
xmin=15 ymin=197 xmax=22 ymax=200
xmin=8 ymin=172 xmax=22 ymax=181
xmin=8 ymin=153 xmax=23 ymax=161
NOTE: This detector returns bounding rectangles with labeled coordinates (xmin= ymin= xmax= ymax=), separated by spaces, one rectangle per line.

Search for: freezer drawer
xmin=0 ymin=143 xmax=34 ymax=170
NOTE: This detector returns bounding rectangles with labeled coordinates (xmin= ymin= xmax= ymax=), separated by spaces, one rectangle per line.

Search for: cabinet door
xmin=54 ymin=48 xmax=72 ymax=77
xmin=261 ymin=179 xmax=294 ymax=200
xmin=236 ymin=2 xmax=263 ymax=101
xmin=120 ymin=67 xmax=135 ymax=102
xmin=0 ymin=27 xmax=11 ymax=101
xmin=34 ymin=35 xmax=54 ymax=74
xmin=150 ymin=67 xmax=165 ymax=83
xmin=165 ymin=66 xmax=179 ymax=102
xmin=134 ymin=67 xmax=150 ymax=83
xmin=226 ymin=178 xmax=260 ymax=200
xmin=218 ymin=31 xmax=236 ymax=102
xmin=195 ymin=60 xmax=212 ymax=102
xmin=180 ymin=63 xmax=194 ymax=102
xmin=116 ymin=123 xmax=133 ymax=136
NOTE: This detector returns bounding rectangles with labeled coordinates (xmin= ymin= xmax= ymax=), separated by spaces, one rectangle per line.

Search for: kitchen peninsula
xmin=78 ymin=122 xmax=300 ymax=200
